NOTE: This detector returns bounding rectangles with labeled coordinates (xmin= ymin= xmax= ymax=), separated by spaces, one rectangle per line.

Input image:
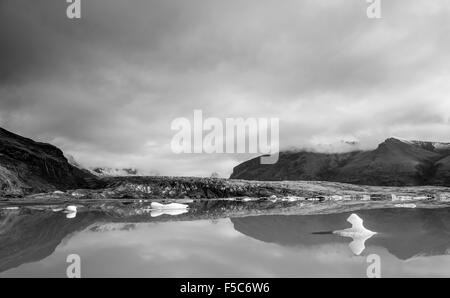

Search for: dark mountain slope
xmin=231 ymin=151 xmax=362 ymax=182
xmin=0 ymin=127 xmax=101 ymax=196
xmin=337 ymin=138 xmax=442 ymax=186
xmin=231 ymin=138 xmax=450 ymax=186
xmin=431 ymin=155 xmax=450 ymax=185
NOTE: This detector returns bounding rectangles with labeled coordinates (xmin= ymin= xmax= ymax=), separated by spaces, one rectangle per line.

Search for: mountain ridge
xmin=230 ymin=137 xmax=450 ymax=186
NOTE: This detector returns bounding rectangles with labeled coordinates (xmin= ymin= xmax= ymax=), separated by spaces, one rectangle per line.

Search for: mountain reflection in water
xmin=1 ymin=207 xmax=450 ymax=277
xmin=231 ymin=208 xmax=450 ymax=260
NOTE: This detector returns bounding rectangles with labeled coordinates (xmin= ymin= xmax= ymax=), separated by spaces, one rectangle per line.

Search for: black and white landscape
xmin=1 ymin=0 xmax=450 ymax=279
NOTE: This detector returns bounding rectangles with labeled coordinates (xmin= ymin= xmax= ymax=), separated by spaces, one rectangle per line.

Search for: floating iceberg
xmin=395 ymin=203 xmax=417 ymax=208
xmin=2 ymin=207 xmax=19 ymax=210
xmin=150 ymin=202 xmax=189 ymax=210
xmin=147 ymin=202 xmax=189 ymax=217
xmin=333 ymin=214 xmax=377 ymax=256
xmin=64 ymin=205 xmax=77 ymax=219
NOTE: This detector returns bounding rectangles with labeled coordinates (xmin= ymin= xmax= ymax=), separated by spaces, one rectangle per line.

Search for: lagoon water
xmin=1 ymin=207 xmax=450 ymax=278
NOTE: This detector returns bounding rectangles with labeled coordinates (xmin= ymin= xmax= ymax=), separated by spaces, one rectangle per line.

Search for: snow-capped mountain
xmin=65 ymin=155 xmax=158 ymax=177
xmin=393 ymin=137 xmax=450 ymax=154
xmin=91 ymin=167 xmax=141 ymax=177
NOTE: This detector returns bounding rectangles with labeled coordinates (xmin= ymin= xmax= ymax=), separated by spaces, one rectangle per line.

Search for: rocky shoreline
xmin=4 ymin=175 xmax=450 ymax=203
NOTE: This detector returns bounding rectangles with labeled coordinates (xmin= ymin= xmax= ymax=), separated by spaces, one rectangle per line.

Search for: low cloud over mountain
xmin=231 ymin=138 xmax=450 ymax=186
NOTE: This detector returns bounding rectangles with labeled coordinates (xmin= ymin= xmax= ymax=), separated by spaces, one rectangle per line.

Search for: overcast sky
xmin=1 ymin=0 xmax=450 ymax=177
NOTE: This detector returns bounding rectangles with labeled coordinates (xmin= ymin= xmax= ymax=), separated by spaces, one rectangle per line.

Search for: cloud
xmin=1 ymin=0 xmax=450 ymax=176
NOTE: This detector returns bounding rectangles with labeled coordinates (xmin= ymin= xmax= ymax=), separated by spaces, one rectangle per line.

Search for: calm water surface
xmin=1 ymin=207 xmax=450 ymax=278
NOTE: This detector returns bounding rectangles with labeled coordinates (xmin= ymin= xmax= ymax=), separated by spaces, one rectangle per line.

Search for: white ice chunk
xmin=395 ymin=203 xmax=417 ymax=208
xmin=65 ymin=205 xmax=78 ymax=213
xmin=64 ymin=205 xmax=78 ymax=219
xmin=333 ymin=214 xmax=377 ymax=256
xmin=150 ymin=202 xmax=189 ymax=210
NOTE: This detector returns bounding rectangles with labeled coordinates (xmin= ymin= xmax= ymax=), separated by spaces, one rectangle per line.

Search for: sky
xmin=1 ymin=0 xmax=450 ymax=177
